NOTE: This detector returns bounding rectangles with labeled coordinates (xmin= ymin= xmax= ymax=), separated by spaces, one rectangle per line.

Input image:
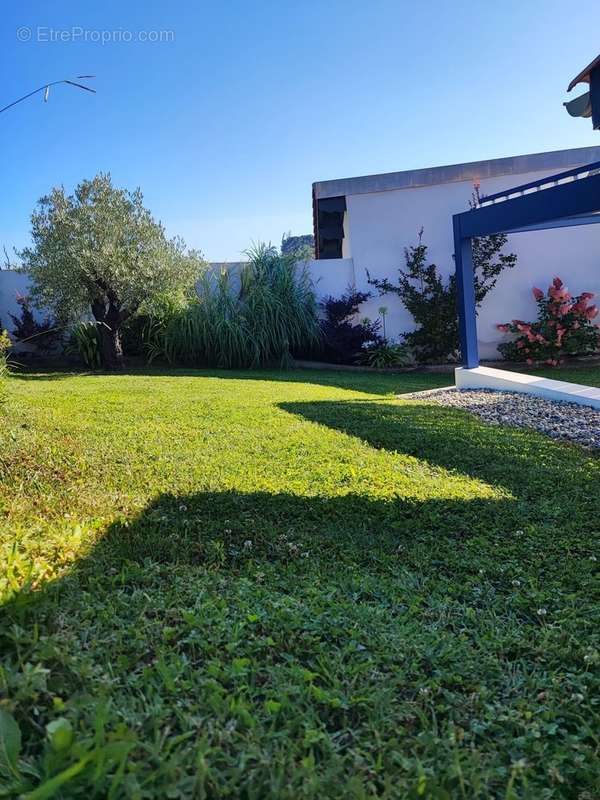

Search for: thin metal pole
xmin=0 ymin=76 xmax=95 ymax=115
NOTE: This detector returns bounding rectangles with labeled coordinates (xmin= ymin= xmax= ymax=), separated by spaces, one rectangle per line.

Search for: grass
xmin=0 ymin=365 xmax=599 ymax=798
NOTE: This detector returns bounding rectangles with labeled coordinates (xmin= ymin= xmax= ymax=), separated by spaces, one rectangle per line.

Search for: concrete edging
xmin=455 ymin=366 xmax=600 ymax=410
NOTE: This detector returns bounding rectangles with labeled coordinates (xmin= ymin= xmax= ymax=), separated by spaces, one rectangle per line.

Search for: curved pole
xmin=0 ymin=76 xmax=95 ymax=115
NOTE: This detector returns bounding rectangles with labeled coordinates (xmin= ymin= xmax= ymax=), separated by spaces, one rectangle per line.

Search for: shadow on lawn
xmin=279 ymin=398 xmax=600 ymax=504
xmin=4 ymin=397 xmax=598 ymax=615
xmin=9 ymin=364 xmax=451 ymax=396
xmin=2 ymin=488 xmax=518 ymax=624
xmin=3 ymin=396 xmax=599 ymax=797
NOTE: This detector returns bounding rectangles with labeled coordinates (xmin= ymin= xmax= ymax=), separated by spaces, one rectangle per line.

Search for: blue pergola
xmin=453 ymin=160 xmax=600 ymax=368
xmin=455 ymin=54 xmax=600 ymax=370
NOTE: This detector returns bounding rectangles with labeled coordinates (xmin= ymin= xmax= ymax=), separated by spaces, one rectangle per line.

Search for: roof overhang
xmin=567 ymin=54 xmax=600 ymax=91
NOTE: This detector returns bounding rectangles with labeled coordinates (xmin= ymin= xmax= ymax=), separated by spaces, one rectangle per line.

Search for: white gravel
xmin=401 ymin=388 xmax=600 ymax=449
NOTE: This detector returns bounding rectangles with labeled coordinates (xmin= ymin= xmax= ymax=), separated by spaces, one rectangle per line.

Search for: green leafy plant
xmin=65 ymin=322 xmax=103 ymax=369
xmin=358 ymin=340 xmax=414 ymax=368
xmin=147 ymin=243 xmax=319 ymax=368
xmin=497 ymin=277 xmax=600 ymax=365
xmin=367 ymin=199 xmax=517 ymax=361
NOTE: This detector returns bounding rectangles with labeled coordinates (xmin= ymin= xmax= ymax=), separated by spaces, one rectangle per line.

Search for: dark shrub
xmin=315 ymin=290 xmax=381 ymax=364
xmin=9 ymin=295 xmax=61 ymax=354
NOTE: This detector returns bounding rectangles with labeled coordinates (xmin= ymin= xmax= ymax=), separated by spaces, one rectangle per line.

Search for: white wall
xmin=309 ymin=257 xmax=355 ymax=300
xmin=0 ymin=270 xmax=33 ymax=334
xmin=312 ymin=169 xmax=600 ymax=360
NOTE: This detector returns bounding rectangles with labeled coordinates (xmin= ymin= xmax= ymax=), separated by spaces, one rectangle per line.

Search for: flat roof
xmin=313 ymin=146 xmax=600 ymax=200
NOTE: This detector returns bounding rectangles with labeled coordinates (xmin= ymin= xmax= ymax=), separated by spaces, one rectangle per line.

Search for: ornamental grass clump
xmin=0 ymin=328 xmax=10 ymax=409
xmin=147 ymin=243 xmax=319 ymax=368
xmin=497 ymin=277 xmax=600 ymax=365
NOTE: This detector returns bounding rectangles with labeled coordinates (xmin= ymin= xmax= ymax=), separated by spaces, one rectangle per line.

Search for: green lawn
xmin=1 ymin=367 xmax=599 ymax=799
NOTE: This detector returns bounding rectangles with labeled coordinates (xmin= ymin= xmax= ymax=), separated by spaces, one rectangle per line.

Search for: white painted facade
xmin=311 ymin=147 xmax=600 ymax=359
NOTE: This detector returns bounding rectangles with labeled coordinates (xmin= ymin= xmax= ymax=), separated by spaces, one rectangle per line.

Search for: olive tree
xmin=19 ymin=173 xmax=203 ymax=369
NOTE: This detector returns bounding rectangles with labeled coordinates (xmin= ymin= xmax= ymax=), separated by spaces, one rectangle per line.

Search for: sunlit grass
xmin=1 ymin=367 xmax=598 ymax=798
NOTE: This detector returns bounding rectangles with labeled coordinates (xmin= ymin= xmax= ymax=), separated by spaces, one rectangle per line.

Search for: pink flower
xmin=586 ymin=305 xmax=599 ymax=320
xmin=532 ymin=287 xmax=544 ymax=301
xmin=496 ymin=324 xmax=510 ymax=333
xmin=516 ymin=340 xmax=525 ymax=349
xmin=553 ymin=277 xmax=563 ymax=290
xmin=526 ymin=358 xmax=533 ymax=365
xmin=581 ymin=292 xmax=595 ymax=301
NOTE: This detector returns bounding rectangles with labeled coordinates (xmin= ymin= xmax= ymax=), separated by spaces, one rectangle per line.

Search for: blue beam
xmin=479 ymin=160 xmax=600 ymax=205
xmin=457 ymin=171 xmax=600 ymax=237
xmin=504 ymin=213 xmax=600 ymax=234
xmin=453 ymin=216 xmax=479 ymax=368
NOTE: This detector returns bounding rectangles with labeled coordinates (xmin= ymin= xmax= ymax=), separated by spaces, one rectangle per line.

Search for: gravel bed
xmin=401 ymin=388 xmax=600 ymax=449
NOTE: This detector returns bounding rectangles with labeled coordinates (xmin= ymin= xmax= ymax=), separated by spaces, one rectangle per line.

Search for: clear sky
xmin=1 ymin=1 xmax=599 ymax=261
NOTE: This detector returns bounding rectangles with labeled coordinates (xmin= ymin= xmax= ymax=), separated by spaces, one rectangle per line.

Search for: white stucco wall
xmin=0 ymin=270 xmax=33 ymax=335
xmin=311 ymin=160 xmax=600 ymax=360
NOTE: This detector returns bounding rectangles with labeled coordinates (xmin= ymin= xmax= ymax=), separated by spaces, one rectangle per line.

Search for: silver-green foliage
xmin=19 ymin=174 xmax=202 ymax=324
xmin=147 ymin=243 xmax=319 ymax=368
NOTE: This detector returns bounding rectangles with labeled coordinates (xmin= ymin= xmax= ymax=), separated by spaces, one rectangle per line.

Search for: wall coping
xmin=313 ymin=146 xmax=600 ymax=200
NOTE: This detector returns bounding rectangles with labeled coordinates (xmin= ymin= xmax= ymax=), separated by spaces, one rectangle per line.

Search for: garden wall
xmin=311 ymin=147 xmax=600 ymax=360
xmin=0 ymin=270 xmax=33 ymax=330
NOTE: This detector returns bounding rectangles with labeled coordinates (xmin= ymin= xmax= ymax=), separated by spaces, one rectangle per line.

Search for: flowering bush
xmin=497 ymin=277 xmax=600 ymax=365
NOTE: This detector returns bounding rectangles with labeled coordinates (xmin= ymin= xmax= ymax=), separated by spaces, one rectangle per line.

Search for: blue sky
xmin=1 ymin=1 xmax=599 ymax=261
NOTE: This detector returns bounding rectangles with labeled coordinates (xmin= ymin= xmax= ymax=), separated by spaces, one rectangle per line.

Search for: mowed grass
xmin=1 ymin=366 xmax=599 ymax=799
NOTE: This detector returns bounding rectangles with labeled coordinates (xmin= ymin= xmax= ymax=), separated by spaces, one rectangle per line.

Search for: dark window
xmin=315 ymin=195 xmax=346 ymax=259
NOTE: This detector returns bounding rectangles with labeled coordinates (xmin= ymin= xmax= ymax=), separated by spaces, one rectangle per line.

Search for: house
xmin=310 ymin=146 xmax=600 ymax=359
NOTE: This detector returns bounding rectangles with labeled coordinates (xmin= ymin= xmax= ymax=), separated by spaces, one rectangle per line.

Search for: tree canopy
xmin=19 ymin=173 xmax=203 ymax=367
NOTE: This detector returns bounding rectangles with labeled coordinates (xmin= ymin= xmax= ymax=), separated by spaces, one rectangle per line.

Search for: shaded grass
xmin=0 ymin=368 xmax=599 ymax=798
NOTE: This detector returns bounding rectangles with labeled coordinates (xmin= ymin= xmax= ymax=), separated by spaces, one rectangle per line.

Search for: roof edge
xmin=568 ymin=54 xmax=600 ymax=91
xmin=313 ymin=146 xmax=600 ymax=200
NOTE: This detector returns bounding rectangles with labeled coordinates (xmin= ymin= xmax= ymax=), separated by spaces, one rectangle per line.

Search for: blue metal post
xmin=591 ymin=65 xmax=600 ymax=130
xmin=453 ymin=215 xmax=479 ymax=369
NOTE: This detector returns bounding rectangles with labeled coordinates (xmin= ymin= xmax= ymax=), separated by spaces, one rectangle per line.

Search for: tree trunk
xmin=91 ymin=293 xmax=128 ymax=370
xmin=99 ymin=324 xmax=124 ymax=370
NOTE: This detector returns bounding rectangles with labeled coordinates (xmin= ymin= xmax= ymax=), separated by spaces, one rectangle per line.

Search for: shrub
xmin=121 ymin=293 xmax=189 ymax=357
xmin=358 ymin=341 xmax=414 ymax=368
xmin=367 ymin=219 xmax=517 ymax=362
xmin=315 ymin=290 xmax=381 ymax=364
xmin=497 ymin=277 xmax=600 ymax=365
xmin=65 ymin=322 xmax=103 ymax=369
xmin=147 ymin=244 xmax=319 ymax=368
xmin=9 ymin=295 xmax=60 ymax=354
